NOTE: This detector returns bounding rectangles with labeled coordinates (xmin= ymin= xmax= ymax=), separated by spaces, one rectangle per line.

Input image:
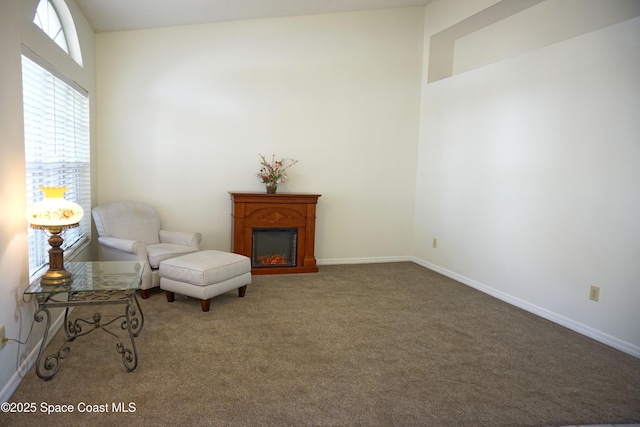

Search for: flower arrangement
xmin=257 ymin=154 xmax=298 ymax=193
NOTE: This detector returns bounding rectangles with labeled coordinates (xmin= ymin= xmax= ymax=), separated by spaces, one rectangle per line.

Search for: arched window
xmin=33 ymin=0 xmax=68 ymax=53
xmin=24 ymin=0 xmax=90 ymax=277
xmin=32 ymin=0 xmax=83 ymax=66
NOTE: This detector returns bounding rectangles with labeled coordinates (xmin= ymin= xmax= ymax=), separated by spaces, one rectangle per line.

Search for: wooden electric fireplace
xmin=229 ymin=192 xmax=321 ymax=275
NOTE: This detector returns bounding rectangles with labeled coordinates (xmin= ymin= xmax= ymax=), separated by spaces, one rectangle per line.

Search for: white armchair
xmin=92 ymin=201 xmax=202 ymax=298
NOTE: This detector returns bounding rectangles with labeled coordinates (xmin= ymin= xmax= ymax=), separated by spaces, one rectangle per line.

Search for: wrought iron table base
xmin=33 ymin=290 xmax=143 ymax=380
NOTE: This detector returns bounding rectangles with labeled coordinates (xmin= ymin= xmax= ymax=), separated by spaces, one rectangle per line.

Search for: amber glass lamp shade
xmin=26 ymin=186 xmax=84 ymax=286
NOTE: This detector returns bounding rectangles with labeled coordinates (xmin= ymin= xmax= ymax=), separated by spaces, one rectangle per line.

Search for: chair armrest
xmin=98 ymin=236 xmax=148 ymax=257
xmin=159 ymin=230 xmax=202 ymax=248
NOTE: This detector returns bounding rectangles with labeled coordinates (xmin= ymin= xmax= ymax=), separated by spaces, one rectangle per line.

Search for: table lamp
xmin=26 ymin=186 xmax=84 ymax=286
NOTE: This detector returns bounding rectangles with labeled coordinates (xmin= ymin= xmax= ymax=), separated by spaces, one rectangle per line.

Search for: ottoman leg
xmin=238 ymin=285 xmax=247 ymax=298
xmin=165 ymin=291 xmax=175 ymax=302
xmin=200 ymin=299 xmax=211 ymax=312
xmin=139 ymin=289 xmax=151 ymax=299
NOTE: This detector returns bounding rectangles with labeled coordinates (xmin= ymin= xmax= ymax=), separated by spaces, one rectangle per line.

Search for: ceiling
xmin=75 ymin=0 xmax=433 ymax=32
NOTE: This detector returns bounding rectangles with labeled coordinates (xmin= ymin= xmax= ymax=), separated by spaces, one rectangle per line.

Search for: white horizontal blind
xmin=22 ymin=54 xmax=91 ymax=277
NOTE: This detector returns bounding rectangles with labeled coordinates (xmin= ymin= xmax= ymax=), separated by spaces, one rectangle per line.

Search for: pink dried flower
xmin=257 ymin=154 xmax=298 ymax=185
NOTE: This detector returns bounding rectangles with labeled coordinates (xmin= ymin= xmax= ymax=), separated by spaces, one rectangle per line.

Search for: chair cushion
xmin=92 ymin=201 xmax=162 ymax=244
xmin=146 ymin=244 xmax=198 ymax=269
xmin=159 ymin=250 xmax=251 ymax=287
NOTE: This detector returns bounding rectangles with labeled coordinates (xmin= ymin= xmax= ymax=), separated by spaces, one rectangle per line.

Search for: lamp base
xmin=36 ymin=225 xmax=76 ymax=287
xmin=40 ymin=267 xmax=73 ymax=287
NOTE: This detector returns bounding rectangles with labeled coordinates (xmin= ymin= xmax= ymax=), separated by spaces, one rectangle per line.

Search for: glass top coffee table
xmin=25 ymin=261 xmax=145 ymax=380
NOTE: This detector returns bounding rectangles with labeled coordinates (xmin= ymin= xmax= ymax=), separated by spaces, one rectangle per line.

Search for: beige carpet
xmin=3 ymin=262 xmax=640 ymax=426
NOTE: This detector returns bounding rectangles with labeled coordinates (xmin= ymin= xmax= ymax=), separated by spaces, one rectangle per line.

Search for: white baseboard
xmin=317 ymin=256 xmax=413 ymax=265
xmin=411 ymin=257 xmax=640 ymax=359
xmin=0 ymin=310 xmax=66 ymax=403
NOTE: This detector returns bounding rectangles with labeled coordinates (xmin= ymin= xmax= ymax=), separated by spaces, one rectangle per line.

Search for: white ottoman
xmin=159 ymin=250 xmax=251 ymax=312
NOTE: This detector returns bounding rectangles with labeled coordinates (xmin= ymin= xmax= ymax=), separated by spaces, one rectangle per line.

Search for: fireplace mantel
xmin=229 ymin=192 xmax=321 ymax=275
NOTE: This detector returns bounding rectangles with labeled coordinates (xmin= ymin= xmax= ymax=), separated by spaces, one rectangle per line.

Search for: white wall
xmin=414 ymin=0 xmax=640 ymax=355
xmin=95 ymin=8 xmax=424 ymax=262
xmin=0 ymin=0 xmax=97 ymax=402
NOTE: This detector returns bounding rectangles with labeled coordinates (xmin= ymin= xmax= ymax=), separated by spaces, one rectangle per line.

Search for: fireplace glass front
xmin=252 ymin=228 xmax=297 ymax=268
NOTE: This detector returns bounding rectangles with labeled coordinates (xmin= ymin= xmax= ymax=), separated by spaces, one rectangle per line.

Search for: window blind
xmin=22 ymin=54 xmax=91 ymax=277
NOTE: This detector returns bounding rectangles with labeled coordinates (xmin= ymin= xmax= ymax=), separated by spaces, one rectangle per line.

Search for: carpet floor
xmin=3 ymin=262 xmax=640 ymax=426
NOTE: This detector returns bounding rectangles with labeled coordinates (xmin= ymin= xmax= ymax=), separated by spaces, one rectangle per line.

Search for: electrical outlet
xmin=0 ymin=324 xmax=6 ymax=350
xmin=432 ymin=238 xmax=438 ymax=249
xmin=589 ymin=285 xmax=600 ymax=302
